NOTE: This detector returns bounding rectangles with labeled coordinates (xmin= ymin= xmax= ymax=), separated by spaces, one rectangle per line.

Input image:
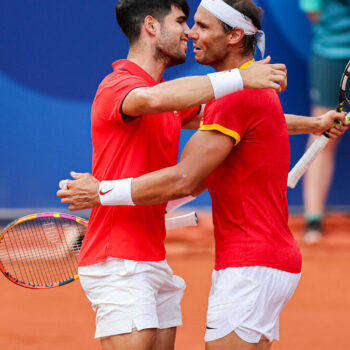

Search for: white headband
xmin=200 ymin=0 xmax=265 ymax=58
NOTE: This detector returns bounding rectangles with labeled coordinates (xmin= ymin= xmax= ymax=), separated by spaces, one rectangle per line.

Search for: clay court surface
xmin=0 ymin=212 xmax=349 ymax=350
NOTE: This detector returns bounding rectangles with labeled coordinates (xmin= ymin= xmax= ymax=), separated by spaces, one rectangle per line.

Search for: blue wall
xmin=1 ymin=0 xmax=349 ymax=211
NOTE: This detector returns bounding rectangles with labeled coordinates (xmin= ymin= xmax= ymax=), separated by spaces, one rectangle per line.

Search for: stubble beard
xmin=155 ymin=30 xmax=186 ymax=68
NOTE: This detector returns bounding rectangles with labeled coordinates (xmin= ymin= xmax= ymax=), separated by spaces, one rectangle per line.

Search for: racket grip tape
xmin=287 ymin=134 xmax=330 ymax=188
xmin=165 ymin=212 xmax=198 ymax=230
xmin=165 ymin=196 xmax=196 ymax=214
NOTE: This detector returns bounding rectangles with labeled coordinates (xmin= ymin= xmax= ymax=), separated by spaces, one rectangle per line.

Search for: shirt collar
xmin=239 ymin=58 xmax=255 ymax=70
xmin=112 ymin=59 xmax=164 ymax=85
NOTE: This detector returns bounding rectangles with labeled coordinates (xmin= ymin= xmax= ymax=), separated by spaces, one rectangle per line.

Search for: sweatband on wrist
xmin=99 ymin=178 xmax=135 ymax=206
xmin=207 ymin=69 xmax=243 ymax=99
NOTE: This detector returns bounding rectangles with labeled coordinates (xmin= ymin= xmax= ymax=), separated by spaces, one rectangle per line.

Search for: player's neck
xmin=214 ymin=54 xmax=254 ymax=72
xmin=127 ymin=48 xmax=166 ymax=83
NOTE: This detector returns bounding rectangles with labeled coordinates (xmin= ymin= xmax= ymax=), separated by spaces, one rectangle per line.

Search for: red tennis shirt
xmin=199 ymin=88 xmax=302 ymax=273
xmin=78 ymin=59 xmax=199 ymax=266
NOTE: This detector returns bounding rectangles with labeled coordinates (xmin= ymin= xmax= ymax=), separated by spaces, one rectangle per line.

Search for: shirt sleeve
xmin=95 ymin=73 xmax=148 ymax=124
xmin=180 ymin=105 xmax=202 ymax=127
xmin=199 ymin=92 xmax=249 ymax=146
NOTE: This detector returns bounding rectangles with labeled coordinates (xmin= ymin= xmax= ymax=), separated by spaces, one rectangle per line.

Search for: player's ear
xmin=144 ymin=15 xmax=160 ymax=37
xmin=228 ymin=27 xmax=245 ymax=45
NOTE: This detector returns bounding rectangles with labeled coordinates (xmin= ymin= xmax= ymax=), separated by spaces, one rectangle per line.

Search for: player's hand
xmin=240 ymin=56 xmax=287 ymax=94
xmin=313 ymin=110 xmax=350 ymax=139
xmin=57 ymin=171 xmax=101 ymax=211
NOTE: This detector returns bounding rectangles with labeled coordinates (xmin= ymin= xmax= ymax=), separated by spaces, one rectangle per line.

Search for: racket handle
xmin=287 ymin=134 xmax=329 ymax=188
xmin=165 ymin=196 xmax=195 ymax=214
xmin=165 ymin=212 xmax=198 ymax=230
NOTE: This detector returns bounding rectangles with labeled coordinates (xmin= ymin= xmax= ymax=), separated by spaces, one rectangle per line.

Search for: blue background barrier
xmin=1 ymin=0 xmax=349 ymax=215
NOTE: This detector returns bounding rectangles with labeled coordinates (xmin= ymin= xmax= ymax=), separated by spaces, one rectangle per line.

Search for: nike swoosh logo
xmin=206 ymin=326 xmax=216 ymax=330
xmin=99 ymin=188 xmax=114 ymax=196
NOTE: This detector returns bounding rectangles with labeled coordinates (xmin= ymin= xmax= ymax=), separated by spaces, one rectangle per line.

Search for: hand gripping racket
xmin=288 ymin=60 xmax=350 ymax=188
xmin=0 ymin=211 xmax=198 ymax=289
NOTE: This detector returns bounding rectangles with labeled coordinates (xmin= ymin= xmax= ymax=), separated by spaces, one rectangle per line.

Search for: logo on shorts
xmin=99 ymin=188 xmax=114 ymax=196
xmin=206 ymin=326 xmax=216 ymax=330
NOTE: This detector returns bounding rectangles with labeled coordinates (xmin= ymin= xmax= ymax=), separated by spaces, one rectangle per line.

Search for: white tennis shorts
xmin=205 ymin=266 xmax=301 ymax=343
xmin=78 ymin=258 xmax=186 ymax=340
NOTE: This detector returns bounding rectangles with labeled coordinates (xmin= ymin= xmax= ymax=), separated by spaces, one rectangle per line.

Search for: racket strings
xmin=341 ymin=62 xmax=350 ymax=107
xmin=19 ymin=221 xmax=54 ymax=284
xmin=20 ymin=223 xmax=49 ymax=285
xmin=40 ymin=220 xmax=75 ymax=281
xmin=345 ymin=84 xmax=350 ymax=110
xmin=1 ymin=220 xmax=54 ymax=285
xmin=40 ymin=218 xmax=84 ymax=282
xmin=0 ymin=218 xmax=86 ymax=287
xmin=8 ymin=221 xmax=57 ymax=285
xmin=2 ymin=225 xmax=32 ymax=284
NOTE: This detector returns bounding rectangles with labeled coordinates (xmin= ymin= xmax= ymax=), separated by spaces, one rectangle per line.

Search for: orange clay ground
xmin=0 ymin=212 xmax=349 ymax=350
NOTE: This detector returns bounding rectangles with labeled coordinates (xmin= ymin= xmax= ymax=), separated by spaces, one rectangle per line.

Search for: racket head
xmin=338 ymin=60 xmax=350 ymax=111
xmin=0 ymin=212 xmax=87 ymax=289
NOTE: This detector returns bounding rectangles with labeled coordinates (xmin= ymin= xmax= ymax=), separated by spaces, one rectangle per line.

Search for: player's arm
xmin=131 ymin=130 xmax=234 ymax=204
xmin=285 ymin=111 xmax=349 ymax=138
xmin=57 ymin=131 xmax=234 ymax=210
xmin=181 ymin=104 xmax=205 ymax=130
xmin=122 ymin=57 xmax=287 ymax=116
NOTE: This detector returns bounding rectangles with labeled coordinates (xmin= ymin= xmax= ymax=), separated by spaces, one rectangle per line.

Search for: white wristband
xmin=207 ymin=69 xmax=243 ymax=99
xmin=99 ymin=178 xmax=135 ymax=206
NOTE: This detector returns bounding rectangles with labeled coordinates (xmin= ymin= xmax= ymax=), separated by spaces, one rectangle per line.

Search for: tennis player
xmin=58 ymin=1 xmax=349 ymax=349
xmin=62 ymin=1 xmax=290 ymax=349
xmin=300 ymin=0 xmax=350 ymax=243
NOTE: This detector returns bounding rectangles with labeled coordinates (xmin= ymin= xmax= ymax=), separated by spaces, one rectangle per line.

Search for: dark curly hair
xmin=116 ymin=0 xmax=190 ymax=44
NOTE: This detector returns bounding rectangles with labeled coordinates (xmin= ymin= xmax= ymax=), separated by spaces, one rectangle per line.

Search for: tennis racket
xmin=165 ymin=211 xmax=198 ymax=229
xmin=166 ymin=195 xmax=195 ymax=213
xmin=0 ymin=211 xmax=198 ymax=289
xmin=288 ymin=60 xmax=350 ymax=188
